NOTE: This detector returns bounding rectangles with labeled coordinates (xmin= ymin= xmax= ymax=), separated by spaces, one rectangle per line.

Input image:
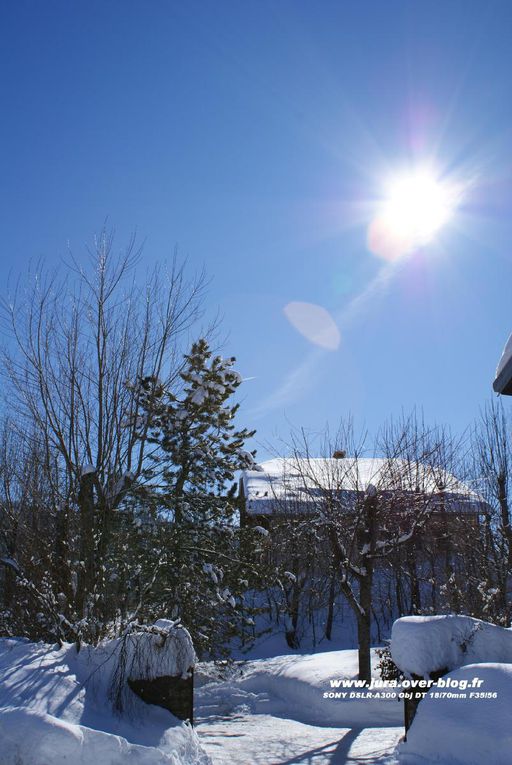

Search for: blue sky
xmin=2 ymin=1 xmax=512 ymax=458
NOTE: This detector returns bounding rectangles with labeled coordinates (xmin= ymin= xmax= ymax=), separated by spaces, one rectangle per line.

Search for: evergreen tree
xmin=131 ymin=339 xmax=264 ymax=656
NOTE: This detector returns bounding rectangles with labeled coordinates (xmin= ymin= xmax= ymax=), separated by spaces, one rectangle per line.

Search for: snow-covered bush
xmin=391 ymin=614 xmax=512 ymax=677
xmin=376 ymin=642 xmax=404 ymax=682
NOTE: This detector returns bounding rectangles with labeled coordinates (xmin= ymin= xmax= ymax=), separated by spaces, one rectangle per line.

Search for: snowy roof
xmin=493 ymin=332 xmax=512 ymax=395
xmin=241 ymin=457 xmax=484 ymax=516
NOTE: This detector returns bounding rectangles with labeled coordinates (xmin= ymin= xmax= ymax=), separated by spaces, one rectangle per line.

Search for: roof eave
xmin=493 ymin=354 xmax=512 ymax=395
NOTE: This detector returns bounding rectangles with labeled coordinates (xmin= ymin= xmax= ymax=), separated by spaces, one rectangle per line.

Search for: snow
xmin=0 ymin=707 xmax=201 ymax=765
xmin=122 ymin=621 xmax=196 ymax=680
xmin=195 ymin=648 xmax=403 ymax=764
xmin=108 ymin=470 xmax=135 ymax=499
xmin=237 ymin=449 xmax=260 ymax=470
xmin=253 ymin=525 xmax=269 ymax=536
xmin=242 ymin=457 xmax=483 ymax=516
xmin=496 ymin=332 xmax=512 ymax=377
xmin=225 ymin=649 xmax=402 ymax=727
xmin=228 ymin=369 xmax=242 ymax=386
xmin=190 ymin=387 xmax=208 ymax=406
xmin=196 ymin=649 xmax=401 ymax=724
xmin=399 ymin=663 xmax=512 ymax=765
xmin=391 ymin=615 xmax=512 ymax=677
xmin=5 ymin=620 xmax=510 ymax=764
xmin=0 ymin=632 xmax=209 ymax=765
xmin=198 ymin=714 xmax=401 ymax=765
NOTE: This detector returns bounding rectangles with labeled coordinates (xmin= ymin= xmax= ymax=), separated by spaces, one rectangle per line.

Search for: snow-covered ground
xmin=197 ymin=714 xmax=402 ymax=765
xmin=400 ymin=663 xmax=512 ymax=765
xmin=198 ymin=626 xmax=512 ymax=764
xmin=195 ymin=649 xmax=403 ymax=764
xmin=3 ymin=624 xmax=512 ymax=764
xmin=0 ymin=633 xmax=403 ymax=765
xmin=0 ymin=637 xmax=210 ymax=765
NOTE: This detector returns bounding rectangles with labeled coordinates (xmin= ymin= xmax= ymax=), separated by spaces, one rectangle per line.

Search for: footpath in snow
xmin=195 ymin=648 xmax=403 ymax=765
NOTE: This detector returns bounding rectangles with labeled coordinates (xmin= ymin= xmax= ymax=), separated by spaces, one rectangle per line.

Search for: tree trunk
xmin=286 ymin=567 xmax=301 ymax=648
xmin=325 ymin=567 xmax=336 ymax=641
xmin=357 ymin=571 xmax=373 ymax=683
xmin=53 ymin=502 xmax=72 ymax=605
xmin=408 ymin=549 xmax=421 ymax=613
xmin=77 ymin=473 xmax=96 ymax=617
xmin=357 ymin=492 xmax=376 ymax=683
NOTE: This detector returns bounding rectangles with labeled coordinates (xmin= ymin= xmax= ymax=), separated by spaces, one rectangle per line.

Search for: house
xmin=238 ymin=455 xmax=488 ymax=648
xmin=239 ymin=456 xmax=486 ymax=532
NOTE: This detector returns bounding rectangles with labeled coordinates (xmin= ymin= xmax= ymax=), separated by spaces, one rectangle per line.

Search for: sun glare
xmin=368 ymin=166 xmax=460 ymax=261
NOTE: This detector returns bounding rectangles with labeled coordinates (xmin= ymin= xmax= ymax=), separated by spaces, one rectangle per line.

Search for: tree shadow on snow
xmin=271 ymin=727 xmax=395 ymax=765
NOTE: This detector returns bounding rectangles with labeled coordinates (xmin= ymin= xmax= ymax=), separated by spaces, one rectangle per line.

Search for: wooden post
xmin=403 ymin=667 xmax=447 ymax=740
xmin=128 ymin=666 xmax=194 ymax=725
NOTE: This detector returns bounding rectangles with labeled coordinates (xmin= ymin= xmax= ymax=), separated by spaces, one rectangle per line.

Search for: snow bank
xmin=0 ymin=707 xmax=202 ymax=765
xmin=0 ymin=630 xmax=210 ymax=765
xmin=391 ymin=615 xmax=512 ymax=677
xmin=399 ymin=663 xmax=512 ymax=765
xmin=197 ymin=649 xmax=402 ymax=728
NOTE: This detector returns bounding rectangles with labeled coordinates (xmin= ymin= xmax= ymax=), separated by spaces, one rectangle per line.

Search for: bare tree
xmin=0 ymin=230 xmax=207 ymax=642
xmin=471 ymin=399 xmax=512 ymax=622
xmin=280 ymin=414 xmax=461 ymax=683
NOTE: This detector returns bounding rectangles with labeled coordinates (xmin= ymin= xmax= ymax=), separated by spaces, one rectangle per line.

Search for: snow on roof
xmin=493 ymin=332 xmax=512 ymax=395
xmin=241 ymin=457 xmax=484 ymax=516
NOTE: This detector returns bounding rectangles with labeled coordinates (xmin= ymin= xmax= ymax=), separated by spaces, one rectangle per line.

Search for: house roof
xmin=241 ymin=457 xmax=485 ymax=516
xmin=493 ymin=333 xmax=512 ymax=395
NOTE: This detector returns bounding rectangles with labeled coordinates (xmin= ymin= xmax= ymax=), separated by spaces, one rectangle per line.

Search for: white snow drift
xmin=391 ymin=614 xmax=512 ymax=677
xmin=0 ymin=624 xmax=210 ymax=765
xmin=399 ymin=663 xmax=512 ymax=765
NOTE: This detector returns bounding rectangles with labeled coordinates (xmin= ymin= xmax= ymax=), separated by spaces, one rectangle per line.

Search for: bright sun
xmin=368 ymin=166 xmax=460 ymax=261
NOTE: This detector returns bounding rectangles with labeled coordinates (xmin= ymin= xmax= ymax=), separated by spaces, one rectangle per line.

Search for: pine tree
xmin=130 ymin=339 xmax=264 ymax=656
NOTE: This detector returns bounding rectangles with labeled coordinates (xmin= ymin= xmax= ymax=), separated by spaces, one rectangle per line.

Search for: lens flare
xmin=283 ymin=302 xmax=341 ymax=350
xmin=368 ymin=166 xmax=461 ymax=261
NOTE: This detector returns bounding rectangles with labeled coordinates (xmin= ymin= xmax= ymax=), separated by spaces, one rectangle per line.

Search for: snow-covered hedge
xmin=391 ymin=615 xmax=512 ymax=677
xmin=103 ymin=619 xmax=196 ymax=714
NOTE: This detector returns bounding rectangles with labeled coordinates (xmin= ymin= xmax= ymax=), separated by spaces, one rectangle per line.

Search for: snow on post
xmin=391 ymin=614 xmax=512 ymax=678
xmin=109 ymin=620 xmax=196 ymax=718
xmin=123 ymin=619 xmax=196 ymax=680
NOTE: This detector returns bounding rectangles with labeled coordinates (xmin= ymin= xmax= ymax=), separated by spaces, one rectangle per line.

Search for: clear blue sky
xmin=2 ymin=1 xmax=512 ymax=458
